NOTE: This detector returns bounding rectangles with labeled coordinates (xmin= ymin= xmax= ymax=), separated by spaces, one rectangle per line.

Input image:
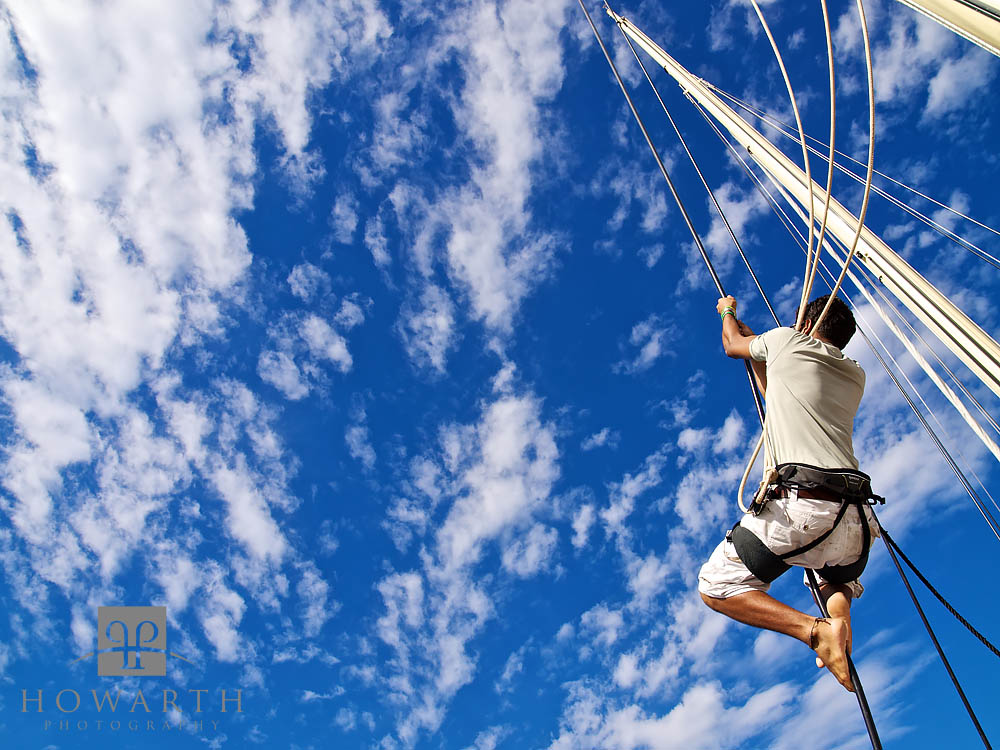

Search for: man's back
xmin=749 ymin=327 xmax=865 ymax=470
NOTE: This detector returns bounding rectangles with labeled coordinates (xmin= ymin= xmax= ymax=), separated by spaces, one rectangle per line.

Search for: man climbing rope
xmin=698 ymin=293 xmax=878 ymax=692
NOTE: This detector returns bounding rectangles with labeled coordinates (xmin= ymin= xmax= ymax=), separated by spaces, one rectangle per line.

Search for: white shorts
xmin=698 ymin=492 xmax=878 ymax=600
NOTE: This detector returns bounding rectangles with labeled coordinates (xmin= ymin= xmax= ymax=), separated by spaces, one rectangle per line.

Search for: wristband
xmin=720 ymin=308 xmax=736 ymax=322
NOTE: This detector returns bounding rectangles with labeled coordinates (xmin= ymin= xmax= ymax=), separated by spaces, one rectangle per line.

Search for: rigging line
xmin=695 ymin=86 xmax=1000 ymax=484
xmin=688 ymin=94 xmax=810 ymax=258
xmin=705 ymin=83 xmax=1000 ymax=242
xmin=814 ymin=0 xmax=876 ymax=333
xmin=702 ymin=94 xmax=1000 ymax=539
xmin=850 ymin=251 xmax=1000 ymax=443
xmin=851 ymin=285 xmax=1000 ymax=533
xmin=837 ymin=235 xmax=1000 ymax=466
xmin=804 ymin=569 xmax=882 ymax=749
xmin=875 ymin=516 xmax=994 ymax=749
xmin=614 ymin=19 xmax=781 ymax=328
xmin=807 ymin=0 xmax=840 ymax=332
xmin=842 ymin=254 xmax=1000 ymax=524
xmin=713 ymin=91 xmax=1000 ymax=271
xmin=779 ymin=198 xmax=1000 ymax=536
xmin=881 ymin=528 xmax=1000 ymax=661
xmin=812 ymin=253 xmax=1000 ymax=541
xmin=578 ymin=0 xmax=768 ymax=427
xmin=747 ymin=0 xmax=818 ymax=328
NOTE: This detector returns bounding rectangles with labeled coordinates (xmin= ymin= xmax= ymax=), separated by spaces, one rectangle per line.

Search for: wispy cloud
xmin=615 ymin=314 xmax=672 ymax=374
xmin=374 ymin=384 xmax=561 ymax=746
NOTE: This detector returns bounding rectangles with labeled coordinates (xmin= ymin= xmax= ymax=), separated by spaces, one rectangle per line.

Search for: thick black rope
xmin=881 ymin=528 xmax=1000 ymax=660
xmin=792 ymin=247 xmax=994 ymax=748
xmin=875 ymin=516 xmax=993 ymax=749
xmin=805 ymin=569 xmax=882 ymax=750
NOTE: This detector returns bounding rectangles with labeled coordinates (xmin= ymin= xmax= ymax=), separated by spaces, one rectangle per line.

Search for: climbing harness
xmin=727 ymin=463 xmax=884 ymax=585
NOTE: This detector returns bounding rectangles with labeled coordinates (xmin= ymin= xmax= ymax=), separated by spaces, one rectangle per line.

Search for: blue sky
xmin=1 ymin=0 xmax=999 ymax=748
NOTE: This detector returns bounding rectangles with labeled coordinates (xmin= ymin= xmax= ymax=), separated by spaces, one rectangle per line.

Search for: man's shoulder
xmin=749 ymin=326 xmax=799 ymax=361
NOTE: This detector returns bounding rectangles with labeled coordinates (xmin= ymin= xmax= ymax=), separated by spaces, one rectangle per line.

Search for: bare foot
xmin=816 ymin=618 xmax=851 ymax=668
xmin=811 ymin=618 xmax=854 ymax=692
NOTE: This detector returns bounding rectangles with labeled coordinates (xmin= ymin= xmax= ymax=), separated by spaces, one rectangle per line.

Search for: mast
xmin=893 ymin=0 xmax=1000 ymax=58
xmin=607 ymin=7 xmax=1000 ymax=402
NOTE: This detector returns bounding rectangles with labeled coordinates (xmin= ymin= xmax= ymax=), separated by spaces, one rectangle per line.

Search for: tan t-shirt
xmin=749 ymin=327 xmax=864 ymax=470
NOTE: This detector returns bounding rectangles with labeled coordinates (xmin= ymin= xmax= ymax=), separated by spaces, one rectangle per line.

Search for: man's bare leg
xmin=815 ymin=583 xmax=853 ymax=668
xmin=701 ymin=590 xmax=853 ymax=691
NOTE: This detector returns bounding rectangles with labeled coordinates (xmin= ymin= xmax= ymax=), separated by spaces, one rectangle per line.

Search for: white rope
xmin=811 ymin=0 xmax=839 ymax=327
xmin=747 ymin=0 xmax=818 ymax=329
xmin=813 ymin=0 xmax=877 ymax=331
xmin=764 ymin=170 xmax=1000 ymax=466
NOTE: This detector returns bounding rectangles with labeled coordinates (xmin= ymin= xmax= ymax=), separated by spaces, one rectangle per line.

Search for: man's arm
xmin=717 ymin=296 xmax=767 ymax=396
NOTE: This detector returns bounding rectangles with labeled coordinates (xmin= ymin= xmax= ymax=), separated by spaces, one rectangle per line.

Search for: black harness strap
xmin=728 ymin=463 xmax=880 ymax=586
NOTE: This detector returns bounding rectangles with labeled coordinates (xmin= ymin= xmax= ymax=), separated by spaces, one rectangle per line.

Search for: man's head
xmin=802 ymin=294 xmax=856 ymax=350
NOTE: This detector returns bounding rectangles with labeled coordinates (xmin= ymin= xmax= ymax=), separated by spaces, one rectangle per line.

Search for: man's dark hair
xmin=802 ymin=294 xmax=856 ymax=349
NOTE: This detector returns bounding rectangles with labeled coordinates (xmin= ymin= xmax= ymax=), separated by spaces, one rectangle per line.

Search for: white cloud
xmin=547 ymin=680 xmax=796 ymax=750
xmin=638 ymin=244 xmax=664 ymax=268
xmin=571 ymin=504 xmax=595 ymax=550
xmin=376 ymin=386 xmax=561 ymax=746
xmin=580 ymin=604 xmax=625 ymax=649
xmin=0 ymin=0 xmax=389 ymax=662
xmin=626 ymin=553 xmax=671 ymax=610
xmin=364 ymin=212 xmax=392 ymax=268
xmin=461 ymin=726 xmax=510 ymax=750
xmin=335 ymin=296 xmax=366 ymax=330
xmin=923 ymin=47 xmax=996 ymax=119
xmin=502 ymin=523 xmax=558 ymax=577
xmin=346 ymin=412 xmax=377 ymax=472
xmin=287 ymin=262 xmax=330 ymax=301
xmin=399 ymin=283 xmax=458 ymax=374
xmin=257 ymin=350 xmax=309 ymax=400
xmin=211 ymin=458 xmax=287 ymax=563
xmin=581 ymin=428 xmax=620 ymax=451
xmin=335 ymin=707 xmax=358 ymax=731
xmin=331 ymin=192 xmax=360 ymax=244
xmin=297 ymin=563 xmax=335 ymax=638
xmin=382 ymin=0 xmax=574 ymax=344
xmin=301 ymin=314 xmax=353 ymax=372
xmin=495 ymin=645 xmax=527 ymax=694
xmin=596 ymin=161 xmax=672 ymax=235
xmin=616 ymin=314 xmax=671 ymax=374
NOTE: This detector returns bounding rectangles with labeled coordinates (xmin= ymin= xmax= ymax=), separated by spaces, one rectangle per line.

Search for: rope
xmin=813 ymin=0 xmax=876 ymax=333
xmin=746 ymin=0 xmax=818 ymax=329
xmin=808 ymin=0 xmax=839 ymax=331
xmin=692 ymin=89 xmax=1000 ymax=535
xmin=875 ymin=515 xmax=994 ymax=749
xmin=804 ymin=569 xmax=882 ymax=749
xmin=691 ymin=77 xmax=1000 ymax=544
xmin=881 ymin=528 xmax=1000 ymax=660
